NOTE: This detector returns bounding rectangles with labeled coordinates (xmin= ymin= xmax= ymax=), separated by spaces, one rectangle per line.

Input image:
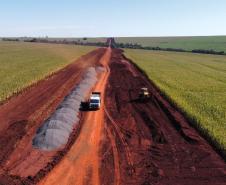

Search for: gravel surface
xmin=33 ymin=67 xmax=101 ymax=150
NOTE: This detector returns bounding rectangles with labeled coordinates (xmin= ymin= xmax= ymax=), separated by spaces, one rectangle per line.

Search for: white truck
xmin=89 ymin=92 xmax=101 ymax=110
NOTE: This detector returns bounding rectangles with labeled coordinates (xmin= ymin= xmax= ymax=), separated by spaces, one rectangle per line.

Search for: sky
xmin=0 ymin=0 xmax=226 ymax=37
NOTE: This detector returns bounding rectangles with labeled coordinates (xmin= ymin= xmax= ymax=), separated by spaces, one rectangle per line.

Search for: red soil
xmin=0 ymin=47 xmax=225 ymax=185
xmin=101 ymin=49 xmax=226 ymax=185
xmin=0 ymin=48 xmax=106 ymax=184
xmin=39 ymin=47 xmax=111 ymax=185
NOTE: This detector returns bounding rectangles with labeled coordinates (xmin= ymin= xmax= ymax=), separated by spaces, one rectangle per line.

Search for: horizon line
xmin=1 ymin=35 xmax=226 ymax=38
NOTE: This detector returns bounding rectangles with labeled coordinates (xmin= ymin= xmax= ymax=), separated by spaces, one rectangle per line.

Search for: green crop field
xmin=125 ymin=49 xmax=226 ymax=153
xmin=116 ymin=36 xmax=226 ymax=52
xmin=0 ymin=41 xmax=96 ymax=102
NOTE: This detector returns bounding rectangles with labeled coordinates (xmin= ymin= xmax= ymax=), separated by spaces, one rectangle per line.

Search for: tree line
xmin=1 ymin=37 xmax=225 ymax=55
xmin=116 ymin=42 xmax=225 ymax=55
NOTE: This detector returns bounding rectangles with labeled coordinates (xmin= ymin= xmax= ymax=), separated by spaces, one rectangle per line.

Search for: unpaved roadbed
xmin=39 ymin=48 xmax=111 ymax=185
xmin=0 ymin=47 xmax=225 ymax=185
xmin=0 ymin=48 xmax=106 ymax=184
xmin=100 ymin=49 xmax=226 ymax=185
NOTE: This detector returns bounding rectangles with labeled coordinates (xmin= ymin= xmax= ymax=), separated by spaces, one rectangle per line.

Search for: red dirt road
xmin=0 ymin=48 xmax=106 ymax=184
xmin=39 ymin=48 xmax=111 ymax=185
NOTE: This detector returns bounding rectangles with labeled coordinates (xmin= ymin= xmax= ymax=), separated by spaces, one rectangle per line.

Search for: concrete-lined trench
xmin=33 ymin=67 xmax=104 ymax=150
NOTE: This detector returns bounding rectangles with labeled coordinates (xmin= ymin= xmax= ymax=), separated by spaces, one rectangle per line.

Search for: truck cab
xmin=89 ymin=92 xmax=101 ymax=109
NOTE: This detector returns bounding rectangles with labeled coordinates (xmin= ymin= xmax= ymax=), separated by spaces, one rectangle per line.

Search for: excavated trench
xmin=100 ymin=49 xmax=226 ymax=185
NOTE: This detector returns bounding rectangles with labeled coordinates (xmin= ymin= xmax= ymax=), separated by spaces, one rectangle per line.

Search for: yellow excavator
xmin=139 ymin=87 xmax=150 ymax=101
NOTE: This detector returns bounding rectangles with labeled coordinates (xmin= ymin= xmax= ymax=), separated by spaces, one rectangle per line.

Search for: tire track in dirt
xmin=105 ymin=127 xmax=120 ymax=185
xmin=0 ymin=48 xmax=106 ymax=184
xmin=104 ymin=109 xmax=134 ymax=175
xmin=39 ymin=47 xmax=111 ymax=185
xmin=101 ymin=48 xmax=226 ymax=185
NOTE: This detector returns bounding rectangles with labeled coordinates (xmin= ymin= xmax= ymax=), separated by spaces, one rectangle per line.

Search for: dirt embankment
xmin=100 ymin=49 xmax=226 ymax=185
xmin=0 ymin=48 xmax=106 ymax=185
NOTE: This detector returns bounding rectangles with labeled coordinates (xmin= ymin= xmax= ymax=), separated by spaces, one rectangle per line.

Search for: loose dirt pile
xmin=33 ymin=67 xmax=99 ymax=150
xmin=101 ymin=49 xmax=226 ymax=185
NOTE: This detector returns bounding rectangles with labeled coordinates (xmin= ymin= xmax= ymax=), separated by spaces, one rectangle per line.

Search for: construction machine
xmin=138 ymin=87 xmax=150 ymax=101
